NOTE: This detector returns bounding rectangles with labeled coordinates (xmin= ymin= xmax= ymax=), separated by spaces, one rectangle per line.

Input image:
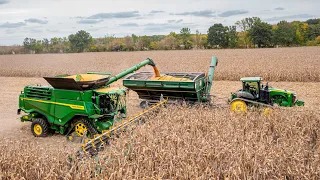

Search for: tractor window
xmin=243 ymin=82 xmax=259 ymax=95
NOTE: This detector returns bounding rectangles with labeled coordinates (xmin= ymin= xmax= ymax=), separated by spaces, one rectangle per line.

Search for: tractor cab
xmin=240 ymin=77 xmax=272 ymax=103
xmin=237 ymin=77 xmax=267 ymax=100
xmin=240 ymin=77 xmax=262 ymax=99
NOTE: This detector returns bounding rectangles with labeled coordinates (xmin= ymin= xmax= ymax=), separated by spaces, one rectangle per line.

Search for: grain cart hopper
xmin=18 ymin=58 xmax=161 ymax=138
xmin=123 ymin=56 xmax=218 ymax=107
xmin=229 ymin=77 xmax=304 ymax=113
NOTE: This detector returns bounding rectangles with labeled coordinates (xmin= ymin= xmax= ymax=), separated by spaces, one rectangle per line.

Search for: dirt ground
xmin=1 ymin=76 xmax=318 ymax=140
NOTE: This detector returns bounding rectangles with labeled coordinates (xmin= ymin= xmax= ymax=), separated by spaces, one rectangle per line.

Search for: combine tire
xmin=230 ymin=100 xmax=247 ymax=113
xmin=31 ymin=118 xmax=49 ymax=137
xmin=74 ymin=118 xmax=98 ymax=138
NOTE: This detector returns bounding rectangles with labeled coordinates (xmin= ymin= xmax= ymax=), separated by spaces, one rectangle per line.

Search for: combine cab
xmin=229 ymin=77 xmax=304 ymax=113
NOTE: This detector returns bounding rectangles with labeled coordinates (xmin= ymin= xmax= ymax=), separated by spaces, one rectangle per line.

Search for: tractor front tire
xmin=74 ymin=118 xmax=98 ymax=138
xmin=230 ymin=100 xmax=247 ymax=113
xmin=31 ymin=118 xmax=49 ymax=137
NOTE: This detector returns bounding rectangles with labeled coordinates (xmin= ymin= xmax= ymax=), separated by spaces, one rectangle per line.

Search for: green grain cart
xmin=123 ymin=56 xmax=218 ymax=107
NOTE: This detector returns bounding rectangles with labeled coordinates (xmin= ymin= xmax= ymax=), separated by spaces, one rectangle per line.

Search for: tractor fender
xmin=235 ymin=91 xmax=255 ymax=100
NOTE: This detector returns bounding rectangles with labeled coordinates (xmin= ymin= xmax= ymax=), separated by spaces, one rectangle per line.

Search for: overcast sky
xmin=0 ymin=0 xmax=319 ymax=45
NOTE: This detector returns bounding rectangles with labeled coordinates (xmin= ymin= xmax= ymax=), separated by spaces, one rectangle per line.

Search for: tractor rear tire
xmin=31 ymin=118 xmax=49 ymax=137
xmin=74 ymin=118 xmax=98 ymax=138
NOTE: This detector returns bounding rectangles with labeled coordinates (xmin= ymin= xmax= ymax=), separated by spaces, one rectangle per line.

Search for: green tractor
xmin=229 ymin=77 xmax=304 ymax=113
xmin=18 ymin=58 xmax=159 ymax=138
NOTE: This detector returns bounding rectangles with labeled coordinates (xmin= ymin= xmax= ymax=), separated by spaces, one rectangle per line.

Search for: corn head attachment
xmin=76 ymin=98 xmax=167 ymax=158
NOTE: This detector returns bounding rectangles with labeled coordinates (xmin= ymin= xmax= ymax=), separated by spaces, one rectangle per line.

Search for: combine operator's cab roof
xmin=44 ymin=73 xmax=110 ymax=90
xmin=240 ymin=77 xmax=262 ymax=82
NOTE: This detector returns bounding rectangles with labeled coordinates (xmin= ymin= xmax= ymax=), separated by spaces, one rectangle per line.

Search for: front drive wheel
xmin=31 ymin=118 xmax=49 ymax=137
xmin=230 ymin=100 xmax=247 ymax=113
xmin=74 ymin=118 xmax=98 ymax=138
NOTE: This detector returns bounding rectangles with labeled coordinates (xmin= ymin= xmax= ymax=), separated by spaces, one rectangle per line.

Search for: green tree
xmin=273 ymin=21 xmax=297 ymax=46
xmin=23 ymin=38 xmax=37 ymax=53
xmin=306 ymin=24 xmax=320 ymax=41
xmin=180 ymin=27 xmax=192 ymax=49
xmin=248 ymin=21 xmax=273 ymax=48
xmin=42 ymin=38 xmax=49 ymax=52
xmin=235 ymin=17 xmax=261 ymax=48
xmin=207 ymin=24 xmax=228 ymax=48
xmin=227 ymin=26 xmax=238 ymax=48
xmin=135 ymin=36 xmax=151 ymax=50
xmin=131 ymin=34 xmax=138 ymax=44
xmin=68 ymin=30 xmax=92 ymax=53
xmin=235 ymin=17 xmax=261 ymax=31
xmin=305 ymin=18 xmax=320 ymax=25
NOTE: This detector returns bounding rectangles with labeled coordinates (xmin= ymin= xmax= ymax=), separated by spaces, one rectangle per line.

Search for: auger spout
xmin=107 ymin=58 xmax=160 ymax=85
xmin=204 ymin=56 xmax=218 ymax=100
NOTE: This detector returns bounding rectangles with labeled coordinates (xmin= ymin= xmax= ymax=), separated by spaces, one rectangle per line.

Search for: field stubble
xmin=0 ymin=47 xmax=320 ymax=179
xmin=0 ymin=107 xmax=319 ymax=179
xmin=0 ymin=47 xmax=319 ymax=82
xmin=0 ymin=76 xmax=319 ymax=179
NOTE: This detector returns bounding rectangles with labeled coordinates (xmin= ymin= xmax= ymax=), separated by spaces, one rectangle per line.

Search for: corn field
xmin=0 ymin=47 xmax=319 ymax=179
xmin=0 ymin=47 xmax=319 ymax=82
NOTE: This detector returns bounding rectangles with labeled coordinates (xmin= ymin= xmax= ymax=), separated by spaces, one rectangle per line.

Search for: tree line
xmin=3 ymin=17 xmax=320 ymax=54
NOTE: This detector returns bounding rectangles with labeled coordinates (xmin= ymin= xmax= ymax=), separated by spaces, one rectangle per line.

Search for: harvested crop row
xmin=0 ymin=107 xmax=319 ymax=179
xmin=0 ymin=47 xmax=319 ymax=82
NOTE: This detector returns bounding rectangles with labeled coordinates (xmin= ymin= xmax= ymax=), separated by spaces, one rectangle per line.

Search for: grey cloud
xmin=174 ymin=10 xmax=215 ymax=17
xmin=150 ymin=10 xmax=165 ymax=14
xmin=5 ymin=29 xmax=15 ymax=34
xmin=88 ymin=11 xmax=140 ymax=19
xmin=86 ymin=28 xmax=100 ymax=32
xmin=0 ymin=0 xmax=9 ymax=4
xmin=25 ymin=18 xmax=48 ymax=24
xmin=274 ymin=7 xmax=285 ymax=11
xmin=30 ymin=29 xmax=43 ymax=33
xmin=218 ymin=10 xmax=249 ymax=17
xmin=143 ymin=23 xmax=185 ymax=32
xmin=47 ymin=29 xmax=59 ymax=33
xmin=176 ymin=19 xmax=183 ymax=23
xmin=77 ymin=19 xmax=103 ymax=24
xmin=265 ymin=14 xmax=314 ymax=21
xmin=0 ymin=22 xmax=26 ymax=28
xmin=167 ymin=19 xmax=183 ymax=23
xmin=70 ymin=16 xmax=85 ymax=19
xmin=119 ymin=23 xmax=139 ymax=27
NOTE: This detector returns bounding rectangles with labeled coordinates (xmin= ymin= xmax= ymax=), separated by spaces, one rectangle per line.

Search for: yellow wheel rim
xmin=75 ymin=123 xmax=87 ymax=137
xmin=231 ymin=100 xmax=247 ymax=113
xmin=263 ymin=107 xmax=273 ymax=117
xmin=34 ymin=124 xmax=42 ymax=135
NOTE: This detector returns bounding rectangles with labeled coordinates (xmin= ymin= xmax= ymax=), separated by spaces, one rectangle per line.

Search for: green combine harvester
xmin=18 ymin=58 xmax=161 ymax=138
